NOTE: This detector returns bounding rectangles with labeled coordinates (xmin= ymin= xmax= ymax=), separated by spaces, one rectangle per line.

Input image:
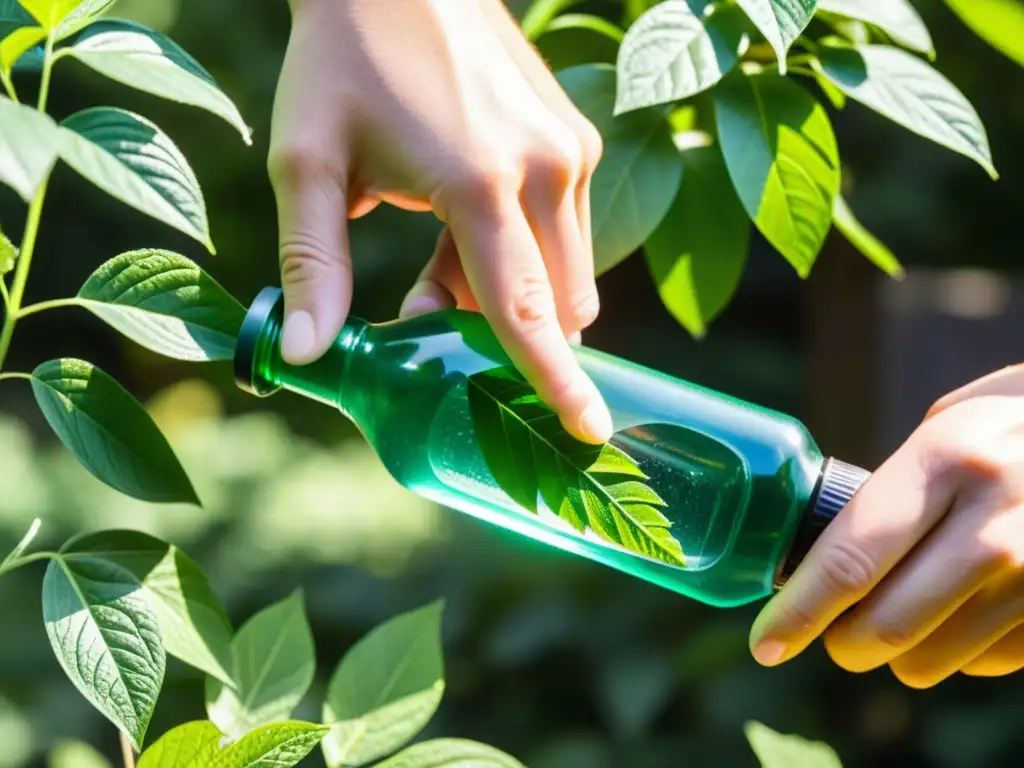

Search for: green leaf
xmin=0 ymin=0 xmax=34 ymax=37
xmin=735 ymin=0 xmax=817 ymax=70
xmin=1 ymin=517 xmax=40 ymax=570
xmin=18 ymin=0 xmax=83 ymax=29
xmin=615 ymin=2 xmax=748 ymax=114
xmin=0 ymin=96 xmax=59 ymax=201
xmin=76 ymin=249 xmax=245 ymax=362
xmin=644 ymin=140 xmax=749 ymax=338
xmin=817 ymin=43 xmax=997 ymax=178
xmin=557 ymin=63 xmax=683 ymax=274
xmin=534 ymin=14 xmax=622 ymax=71
xmin=374 ymin=739 xmax=525 ymax=768
xmin=49 ymin=740 xmax=115 ymax=768
xmin=744 ymin=721 xmax=845 ymax=768
xmin=832 ymin=192 xmax=903 ymax=278
xmin=138 ymin=721 xmax=224 ymax=768
xmin=714 ymin=72 xmax=840 ymax=277
xmin=816 ymin=0 xmax=933 ymax=57
xmin=0 ymin=223 xmax=17 ymax=274
xmin=30 ymin=358 xmax=199 ymax=504
xmin=42 ymin=551 xmax=165 ymax=750
xmin=57 ymin=107 xmax=214 ymax=251
xmin=205 ymin=589 xmax=316 ymax=740
xmin=61 ymin=530 xmax=234 ymax=685
xmin=467 ymin=367 xmax=685 ymax=566
xmin=17 ymin=0 xmax=110 ymax=35
xmin=0 ymin=24 xmax=44 ymax=73
xmin=322 ymin=601 xmax=445 ymax=768
xmin=520 ymin=0 xmax=583 ymax=39
xmin=139 ymin=720 xmax=329 ymax=768
xmin=63 ymin=20 xmax=252 ymax=144
xmin=51 ymin=0 xmax=113 ymax=38
xmin=944 ymin=0 xmax=1024 ymax=68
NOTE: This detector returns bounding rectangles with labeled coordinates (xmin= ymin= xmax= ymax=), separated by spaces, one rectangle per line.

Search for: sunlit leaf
xmin=818 ymin=43 xmax=997 ymax=178
xmin=0 ymin=96 xmax=59 ymax=201
xmin=715 ymin=72 xmax=840 ymax=277
xmin=374 ymin=739 xmax=525 ymax=768
xmin=744 ymin=721 xmax=845 ymax=767
xmin=832 ymin=192 xmax=903 ymax=278
xmin=42 ymin=550 xmax=164 ymax=749
xmin=205 ymin=589 xmax=315 ymax=740
xmin=644 ymin=140 xmax=748 ymax=337
xmin=615 ymin=1 xmax=748 ymax=114
xmin=57 ymin=107 xmax=214 ymax=251
xmin=735 ymin=0 xmax=817 ymax=69
xmin=138 ymin=720 xmax=329 ymax=768
xmin=322 ymin=601 xmax=445 ymax=768
xmin=30 ymin=358 xmax=199 ymax=504
xmin=63 ymin=20 xmax=251 ymax=143
xmin=76 ymin=249 xmax=245 ymax=362
xmin=0 ymin=24 xmax=43 ymax=73
xmin=816 ymin=0 xmax=933 ymax=57
xmin=944 ymin=0 xmax=1024 ymax=68
xmin=61 ymin=530 xmax=233 ymax=685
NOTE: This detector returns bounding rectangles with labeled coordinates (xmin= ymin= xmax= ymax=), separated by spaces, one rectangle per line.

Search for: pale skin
xmin=270 ymin=0 xmax=1024 ymax=687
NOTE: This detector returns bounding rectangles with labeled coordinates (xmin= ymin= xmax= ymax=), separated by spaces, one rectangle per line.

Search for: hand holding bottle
xmin=268 ymin=0 xmax=611 ymax=444
xmin=751 ymin=364 xmax=1024 ymax=687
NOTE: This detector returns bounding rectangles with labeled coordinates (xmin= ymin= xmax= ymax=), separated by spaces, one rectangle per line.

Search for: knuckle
xmin=818 ymin=539 xmax=877 ymax=598
xmin=575 ymin=118 xmax=603 ymax=172
xmin=442 ymin=158 xmax=521 ymax=211
xmin=568 ymin=290 xmax=600 ymax=330
xmin=871 ymin=621 xmax=916 ymax=650
xmin=502 ymin=273 xmax=558 ymax=332
xmin=527 ymin=143 xmax=579 ymax=192
xmin=267 ymin=141 xmax=329 ymax=187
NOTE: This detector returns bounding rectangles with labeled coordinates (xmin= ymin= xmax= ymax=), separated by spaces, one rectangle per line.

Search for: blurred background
xmin=1 ymin=0 xmax=1023 ymax=766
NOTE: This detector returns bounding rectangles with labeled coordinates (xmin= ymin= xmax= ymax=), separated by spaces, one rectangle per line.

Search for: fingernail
xmin=400 ymin=281 xmax=453 ymax=318
xmin=752 ymin=639 xmax=786 ymax=666
xmin=578 ymin=396 xmax=613 ymax=444
xmin=281 ymin=310 xmax=316 ymax=363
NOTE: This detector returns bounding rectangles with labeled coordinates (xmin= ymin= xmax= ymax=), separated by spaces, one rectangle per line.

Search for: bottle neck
xmin=234 ymin=287 xmax=368 ymax=416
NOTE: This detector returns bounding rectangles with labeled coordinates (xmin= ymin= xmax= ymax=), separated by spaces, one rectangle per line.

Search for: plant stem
xmin=0 ymin=550 xmax=56 ymax=578
xmin=0 ymin=69 xmax=17 ymax=103
xmin=18 ymin=297 xmax=79 ymax=318
xmin=0 ymin=177 xmax=49 ymax=372
xmin=37 ymin=33 xmax=55 ymax=112
xmin=0 ymin=279 xmax=9 ymax=312
xmin=120 ymin=731 xmax=136 ymax=768
xmin=0 ymin=39 xmax=57 ymax=374
xmin=0 ymin=372 xmax=31 ymax=382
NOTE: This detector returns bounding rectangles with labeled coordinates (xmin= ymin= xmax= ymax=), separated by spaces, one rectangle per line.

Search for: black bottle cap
xmin=774 ymin=458 xmax=872 ymax=589
xmin=234 ymin=286 xmax=285 ymax=397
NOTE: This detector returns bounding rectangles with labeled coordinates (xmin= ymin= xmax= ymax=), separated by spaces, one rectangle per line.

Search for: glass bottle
xmin=235 ymin=287 xmax=869 ymax=608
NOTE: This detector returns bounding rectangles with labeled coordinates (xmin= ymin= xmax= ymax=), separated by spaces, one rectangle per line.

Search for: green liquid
xmin=239 ymin=291 xmax=826 ymax=608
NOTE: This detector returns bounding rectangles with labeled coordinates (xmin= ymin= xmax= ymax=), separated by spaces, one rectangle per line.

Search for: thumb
xmin=273 ymin=166 xmax=353 ymax=365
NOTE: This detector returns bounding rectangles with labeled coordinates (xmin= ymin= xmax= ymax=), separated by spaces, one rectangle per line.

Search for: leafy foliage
xmin=138 ymin=720 xmax=328 ymax=768
xmin=42 ymin=547 xmax=166 ymax=749
xmin=76 ymin=249 xmax=246 ymax=362
xmin=744 ymin=721 xmax=845 ymax=767
xmin=322 ymin=601 xmax=445 ymax=768
xmin=525 ymin=0 xmax=1004 ymax=336
xmin=467 ymin=366 xmax=685 ymax=566
xmin=205 ymin=589 xmax=316 ymax=740
xmin=373 ymin=739 xmax=526 ymax=768
xmin=31 ymin=358 xmax=199 ymax=503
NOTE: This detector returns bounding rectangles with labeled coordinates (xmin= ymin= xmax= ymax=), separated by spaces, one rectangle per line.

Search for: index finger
xmin=445 ymin=191 xmax=612 ymax=445
xmin=749 ymin=431 xmax=959 ymax=666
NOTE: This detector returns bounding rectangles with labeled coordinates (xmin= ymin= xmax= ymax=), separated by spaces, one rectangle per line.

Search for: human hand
xmin=268 ymin=0 xmax=610 ymax=443
xmin=750 ymin=364 xmax=1024 ymax=687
